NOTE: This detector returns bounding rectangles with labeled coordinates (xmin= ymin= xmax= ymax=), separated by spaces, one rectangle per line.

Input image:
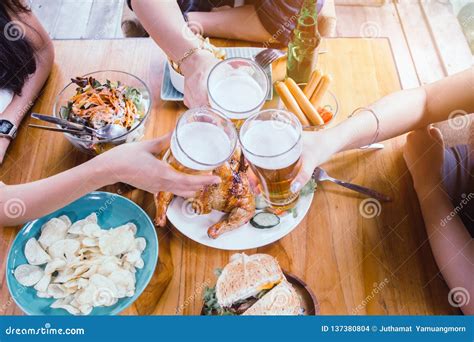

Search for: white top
xmin=0 ymin=89 xmax=14 ymax=113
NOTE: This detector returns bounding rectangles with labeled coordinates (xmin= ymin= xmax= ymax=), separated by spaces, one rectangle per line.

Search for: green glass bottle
xmin=286 ymin=0 xmax=321 ymax=83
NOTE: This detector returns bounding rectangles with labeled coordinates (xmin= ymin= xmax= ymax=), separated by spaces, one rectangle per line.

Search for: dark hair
xmin=0 ymin=0 xmax=36 ymax=96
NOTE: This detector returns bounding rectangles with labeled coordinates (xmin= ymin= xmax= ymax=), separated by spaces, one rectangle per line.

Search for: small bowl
xmin=168 ymin=61 xmax=185 ymax=94
xmin=6 ymin=191 xmax=158 ymax=316
xmin=53 ymin=70 xmax=152 ymax=155
xmin=277 ymin=84 xmax=339 ymax=130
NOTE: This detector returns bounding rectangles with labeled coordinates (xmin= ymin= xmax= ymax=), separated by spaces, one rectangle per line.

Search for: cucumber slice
xmin=250 ymin=212 xmax=280 ymax=229
xmin=254 ymin=195 xmax=268 ymax=210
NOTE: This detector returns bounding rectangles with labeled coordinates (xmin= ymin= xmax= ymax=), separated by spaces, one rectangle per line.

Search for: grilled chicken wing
xmin=154 ymin=149 xmax=256 ymax=239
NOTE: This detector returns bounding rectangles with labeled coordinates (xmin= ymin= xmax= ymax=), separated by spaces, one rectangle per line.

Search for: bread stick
xmin=310 ymin=74 xmax=332 ymax=109
xmin=275 ymin=81 xmax=310 ymax=126
xmin=285 ymin=78 xmax=324 ymax=126
xmin=303 ymin=69 xmax=322 ymax=99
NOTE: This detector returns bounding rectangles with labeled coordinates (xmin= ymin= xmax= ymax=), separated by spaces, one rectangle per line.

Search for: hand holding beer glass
xmin=167 ymin=107 xmax=238 ymax=175
xmin=240 ymin=109 xmax=303 ymax=211
xmin=207 ymin=58 xmax=269 ymax=128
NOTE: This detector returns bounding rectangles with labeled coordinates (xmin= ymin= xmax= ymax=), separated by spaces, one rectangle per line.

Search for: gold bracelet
xmin=175 ymin=47 xmax=200 ymax=71
xmin=348 ymin=107 xmax=380 ymax=149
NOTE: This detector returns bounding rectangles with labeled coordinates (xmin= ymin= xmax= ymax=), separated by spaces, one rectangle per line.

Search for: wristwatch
xmin=0 ymin=119 xmax=17 ymax=139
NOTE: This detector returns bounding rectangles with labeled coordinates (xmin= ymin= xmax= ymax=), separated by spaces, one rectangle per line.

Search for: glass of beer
xmin=167 ymin=107 xmax=238 ymax=174
xmin=207 ymin=58 xmax=269 ymax=129
xmin=239 ymin=109 xmax=303 ymax=211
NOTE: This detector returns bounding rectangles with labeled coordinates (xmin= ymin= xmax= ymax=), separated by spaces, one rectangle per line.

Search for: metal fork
xmin=312 ymin=167 xmax=392 ymax=202
xmin=254 ymin=49 xmax=286 ymax=69
xmin=254 ymin=48 xmax=328 ymax=69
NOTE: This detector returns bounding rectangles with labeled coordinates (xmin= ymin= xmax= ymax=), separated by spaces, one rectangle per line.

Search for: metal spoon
xmin=93 ymin=124 xmax=128 ymax=140
xmin=312 ymin=167 xmax=392 ymax=202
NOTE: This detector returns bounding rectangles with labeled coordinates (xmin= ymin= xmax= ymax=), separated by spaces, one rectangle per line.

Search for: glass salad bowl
xmin=53 ymin=70 xmax=152 ymax=155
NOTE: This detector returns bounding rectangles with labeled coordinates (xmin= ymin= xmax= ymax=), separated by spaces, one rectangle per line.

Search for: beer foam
xmin=241 ymin=120 xmax=302 ymax=170
xmin=171 ymin=122 xmax=233 ymax=171
xmin=210 ymin=74 xmax=264 ymax=116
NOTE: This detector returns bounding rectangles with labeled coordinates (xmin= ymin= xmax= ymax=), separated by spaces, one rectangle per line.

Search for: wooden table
xmin=0 ymin=38 xmax=460 ymax=315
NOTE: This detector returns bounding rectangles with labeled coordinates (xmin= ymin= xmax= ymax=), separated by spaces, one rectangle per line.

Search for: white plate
xmin=167 ymin=192 xmax=314 ymax=250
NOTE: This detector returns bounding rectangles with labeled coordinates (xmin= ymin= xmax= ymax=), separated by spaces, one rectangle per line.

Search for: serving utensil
xmin=29 ymin=124 xmax=94 ymax=136
xmin=31 ymin=113 xmax=85 ymax=131
xmin=31 ymin=113 xmax=127 ymax=139
xmin=254 ymin=48 xmax=328 ymax=69
xmin=312 ymin=167 xmax=392 ymax=202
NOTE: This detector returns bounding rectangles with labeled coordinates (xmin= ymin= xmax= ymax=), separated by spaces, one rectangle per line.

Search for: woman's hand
xmin=291 ymin=130 xmax=340 ymax=192
xmin=180 ymin=50 xmax=220 ymax=108
xmin=403 ymin=126 xmax=445 ymax=193
xmin=98 ymin=135 xmax=221 ymax=197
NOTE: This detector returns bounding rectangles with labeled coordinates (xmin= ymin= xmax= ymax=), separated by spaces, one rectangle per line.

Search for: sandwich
xmin=202 ymin=253 xmax=302 ymax=315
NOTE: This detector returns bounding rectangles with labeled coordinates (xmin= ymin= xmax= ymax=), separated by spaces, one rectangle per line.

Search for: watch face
xmin=0 ymin=120 xmax=13 ymax=134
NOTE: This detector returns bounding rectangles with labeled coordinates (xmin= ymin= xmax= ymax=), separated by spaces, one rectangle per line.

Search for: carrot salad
xmin=60 ymin=77 xmax=145 ymax=131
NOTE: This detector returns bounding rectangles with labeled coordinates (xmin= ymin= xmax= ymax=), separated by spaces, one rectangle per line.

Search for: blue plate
xmin=161 ymin=47 xmax=273 ymax=101
xmin=6 ymin=191 xmax=158 ymax=316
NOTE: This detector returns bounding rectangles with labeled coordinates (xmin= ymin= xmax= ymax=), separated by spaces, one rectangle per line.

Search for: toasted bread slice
xmin=242 ymin=279 xmax=302 ymax=315
xmin=216 ymin=253 xmax=284 ymax=308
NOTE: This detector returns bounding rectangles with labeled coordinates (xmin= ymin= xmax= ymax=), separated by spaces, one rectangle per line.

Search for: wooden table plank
xmin=0 ymin=38 xmax=459 ymax=316
xmin=335 ymin=3 xmax=420 ymax=89
xmin=420 ymin=0 xmax=473 ymax=75
xmin=394 ymin=1 xmax=446 ymax=85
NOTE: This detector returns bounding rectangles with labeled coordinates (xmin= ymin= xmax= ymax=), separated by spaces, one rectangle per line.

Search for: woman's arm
xmin=326 ymin=68 xmax=474 ymax=153
xmin=131 ymin=0 xmax=199 ymax=64
xmin=131 ymin=0 xmax=219 ymax=107
xmin=0 ymin=9 xmax=54 ymax=163
xmin=295 ymin=68 xmax=474 ymax=186
xmin=188 ymin=5 xmax=272 ymax=42
xmin=0 ymin=136 xmax=220 ymax=227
